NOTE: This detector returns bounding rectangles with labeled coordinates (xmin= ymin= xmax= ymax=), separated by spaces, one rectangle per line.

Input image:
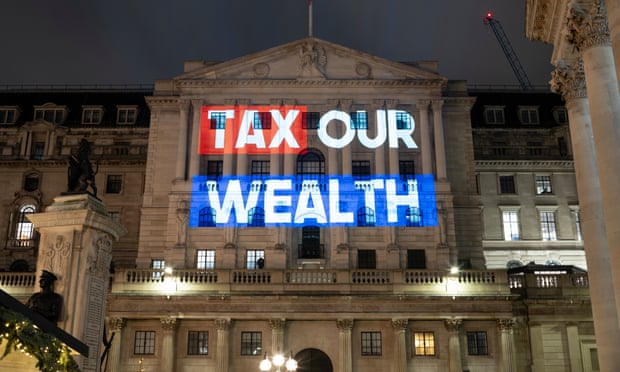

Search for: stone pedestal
xmin=28 ymin=193 xmax=126 ymax=372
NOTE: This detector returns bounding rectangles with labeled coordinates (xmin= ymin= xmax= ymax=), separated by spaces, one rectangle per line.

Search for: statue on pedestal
xmin=67 ymin=138 xmax=98 ymax=197
xmin=27 ymin=270 xmax=63 ymax=324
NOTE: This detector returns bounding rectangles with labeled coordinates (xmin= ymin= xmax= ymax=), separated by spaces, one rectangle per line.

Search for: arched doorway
xmin=294 ymin=348 xmax=333 ymax=372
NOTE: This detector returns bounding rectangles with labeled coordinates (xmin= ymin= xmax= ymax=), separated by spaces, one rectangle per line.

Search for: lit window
xmin=117 ymin=107 xmax=137 ymax=124
xmin=134 ymin=331 xmax=156 ymax=355
xmin=253 ymin=112 xmax=271 ymax=129
xmin=361 ymin=331 xmax=382 ymax=356
xmin=519 ymin=107 xmax=539 ymax=125
xmin=248 ymin=207 xmax=265 ymax=227
xmin=301 ymin=112 xmax=320 ymax=129
xmin=395 ymin=111 xmax=411 ymax=129
xmin=535 ymin=175 xmax=552 ymax=194
xmin=540 ymin=211 xmax=557 ymax=241
xmin=210 ymin=112 xmax=227 ymax=129
xmin=151 ymin=259 xmax=165 ymax=280
xmin=499 ymin=175 xmax=515 ymax=194
xmin=196 ymin=249 xmax=215 ymax=269
xmin=357 ymin=249 xmax=376 ymax=269
xmin=251 ymin=160 xmax=270 ymax=178
xmin=484 ymin=106 xmax=504 ymax=124
xmin=246 ymin=249 xmax=265 ymax=270
xmin=0 ymin=108 xmax=19 ymax=124
xmin=188 ymin=331 xmax=208 ymax=355
xmin=352 ymin=160 xmax=371 ymax=180
xmin=198 ymin=207 xmax=216 ymax=227
xmin=467 ymin=331 xmax=488 ymax=355
xmin=414 ymin=332 xmax=435 ymax=356
xmin=574 ymin=211 xmax=582 ymax=241
xmin=350 ymin=111 xmax=368 ymax=129
xmin=15 ymin=205 xmax=36 ymax=243
xmin=502 ymin=210 xmax=520 ymax=241
xmin=82 ymin=107 xmax=103 ymax=124
xmin=106 ymin=175 xmax=123 ymax=194
xmin=240 ymin=331 xmax=262 ymax=355
xmin=357 ymin=207 xmax=376 ymax=227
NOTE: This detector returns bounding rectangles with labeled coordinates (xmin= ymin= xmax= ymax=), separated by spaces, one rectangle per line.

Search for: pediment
xmin=175 ymin=37 xmax=445 ymax=83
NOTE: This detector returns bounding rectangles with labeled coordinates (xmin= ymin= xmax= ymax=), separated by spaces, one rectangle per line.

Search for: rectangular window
xmin=499 ymin=175 xmax=515 ymax=194
xmin=414 ymin=332 xmax=435 ymax=356
xmin=575 ymin=211 xmax=582 ymax=241
xmin=134 ymin=331 xmax=156 ymax=355
xmin=528 ymin=142 xmax=543 ymax=156
xmin=502 ymin=210 xmax=520 ymax=241
xmin=407 ymin=249 xmax=426 ymax=269
xmin=350 ymin=111 xmax=368 ymax=129
xmin=352 ymin=160 xmax=371 ymax=180
xmin=492 ymin=142 xmax=507 ymax=156
xmin=35 ymin=109 xmax=65 ymax=123
xmin=251 ymin=160 xmax=270 ymax=178
xmin=253 ymin=112 xmax=272 ymax=129
xmin=240 ymin=331 xmax=262 ymax=355
xmin=535 ymin=175 xmax=552 ymax=194
xmin=117 ymin=107 xmax=137 ymax=124
xmin=0 ymin=109 xmax=17 ymax=124
xmin=151 ymin=259 xmax=165 ymax=280
xmin=484 ymin=107 xmax=505 ymax=124
xmin=540 ymin=211 xmax=557 ymax=241
xmin=395 ymin=111 xmax=411 ymax=129
xmin=106 ymin=175 xmax=123 ymax=194
xmin=31 ymin=141 xmax=45 ymax=160
xmin=187 ymin=331 xmax=209 ymax=355
xmin=302 ymin=112 xmax=320 ymax=129
xmin=467 ymin=331 xmax=488 ymax=355
xmin=82 ymin=108 xmax=103 ymax=124
xmin=519 ymin=107 xmax=539 ymax=125
xmin=246 ymin=249 xmax=265 ymax=270
xmin=201 ymin=160 xmax=223 ymax=179
xmin=361 ymin=331 xmax=382 ymax=356
xmin=196 ymin=249 xmax=215 ymax=270
xmin=554 ymin=108 xmax=568 ymax=124
xmin=399 ymin=160 xmax=415 ymax=180
xmin=108 ymin=211 xmax=121 ymax=224
xmin=210 ymin=111 xmax=227 ymax=129
xmin=357 ymin=249 xmax=376 ymax=269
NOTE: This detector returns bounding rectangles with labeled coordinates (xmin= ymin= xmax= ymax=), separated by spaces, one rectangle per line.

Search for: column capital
xmin=497 ymin=319 xmax=515 ymax=332
xmin=215 ymin=318 xmax=232 ymax=330
xmin=391 ymin=319 xmax=408 ymax=332
xmin=372 ymin=99 xmax=399 ymax=109
xmin=160 ymin=317 xmax=178 ymax=331
xmin=417 ymin=99 xmax=431 ymax=111
xmin=550 ymin=60 xmax=587 ymax=101
xmin=269 ymin=318 xmax=286 ymax=330
xmin=108 ymin=317 xmax=126 ymax=331
xmin=178 ymin=99 xmax=191 ymax=111
xmin=444 ymin=318 xmax=462 ymax=332
xmin=337 ymin=319 xmax=354 ymax=331
xmin=566 ymin=0 xmax=610 ymax=52
xmin=431 ymin=99 xmax=444 ymax=110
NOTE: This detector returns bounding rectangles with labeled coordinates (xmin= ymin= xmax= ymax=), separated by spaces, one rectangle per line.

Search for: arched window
xmin=405 ymin=207 xmax=422 ymax=227
xmin=198 ymin=207 xmax=216 ymax=227
xmin=15 ymin=205 xmax=35 ymax=243
xmin=357 ymin=207 xmax=376 ymax=227
xmin=296 ymin=149 xmax=325 ymax=178
xmin=248 ymin=207 xmax=265 ymax=227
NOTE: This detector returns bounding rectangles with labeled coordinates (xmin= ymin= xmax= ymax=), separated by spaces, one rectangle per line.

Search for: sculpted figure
xmin=67 ymin=138 xmax=98 ymax=196
xmin=27 ymin=270 xmax=63 ymax=324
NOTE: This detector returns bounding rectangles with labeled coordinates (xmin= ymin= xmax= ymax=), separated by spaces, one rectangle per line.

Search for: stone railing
xmin=508 ymin=272 xmax=590 ymax=298
xmin=0 ymin=272 xmax=36 ymax=298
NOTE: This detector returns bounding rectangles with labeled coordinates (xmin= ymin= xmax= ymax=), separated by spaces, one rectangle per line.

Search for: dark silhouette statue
xmin=27 ymin=270 xmax=63 ymax=324
xmin=67 ymin=138 xmax=98 ymax=197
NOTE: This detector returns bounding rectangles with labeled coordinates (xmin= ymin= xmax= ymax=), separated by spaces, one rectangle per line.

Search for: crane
xmin=484 ymin=11 xmax=533 ymax=90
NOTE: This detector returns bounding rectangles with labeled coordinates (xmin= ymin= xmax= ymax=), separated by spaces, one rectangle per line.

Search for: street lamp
xmin=259 ymin=352 xmax=298 ymax=371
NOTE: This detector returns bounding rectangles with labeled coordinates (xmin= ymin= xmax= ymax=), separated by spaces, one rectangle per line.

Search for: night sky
xmin=0 ymin=0 xmax=554 ymax=86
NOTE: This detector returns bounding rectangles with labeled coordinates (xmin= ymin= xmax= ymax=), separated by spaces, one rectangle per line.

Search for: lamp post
xmin=259 ymin=352 xmax=298 ymax=371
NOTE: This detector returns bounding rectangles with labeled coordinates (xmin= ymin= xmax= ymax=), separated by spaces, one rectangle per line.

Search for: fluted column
xmin=176 ymin=100 xmax=190 ymax=181
xmin=189 ymin=100 xmax=202 ymax=177
xmin=269 ymin=319 xmax=286 ymax=355
xmin=337 ymin=319 xmax=353 ymax=372
xmin=392 ymin=319 xmax=408 ymax=372
xmin=444 ymin=319 xmax=462 ymax=372
xmin=105 ymin=317 xmax=125 ymax=372
xmin=551 ymin=61 xmax=620 ymax=371
xmin=417 ymin=99 xmax=432 ymax=174
xmin=432 ymin=100 xmax=447 ymax=180
xmin=160 ymin=317 xmax=178 ymax=372
xmin=372 ymin=100 xmax=387 ymax=175
xmin=497 ymin=319 xmax=516 ymax=372
xmin=604 ymin=0 xmax=620 ymax=91
xmin=215 ymin=318 xmax=231 ymax=372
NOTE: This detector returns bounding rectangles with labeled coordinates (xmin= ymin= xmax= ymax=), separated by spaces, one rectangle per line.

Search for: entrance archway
xmin=294 ymin=348 xmax=333 ymax=372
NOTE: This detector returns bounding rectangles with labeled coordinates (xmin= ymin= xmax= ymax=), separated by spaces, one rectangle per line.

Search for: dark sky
xmin=0 ymin=0 xmax=554 ymax=86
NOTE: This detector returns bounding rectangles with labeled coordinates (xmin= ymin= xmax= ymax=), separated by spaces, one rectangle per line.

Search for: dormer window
xmin=82 ymin=106 xmax=103 ymax=124
xmin=484 ymin=106 xmax=504 ymax=125
xmin=0 ymin=107 xmax=19 ymax=124
xmin=34 ymin=104 xmax=68 ymax=124
xmin=552 ymin=107 xmax=568 ymax=124
xmin=519 ymin=106 xmax=539 ymax=125
xmin=117 ymin=106 xmax=137 ymax=124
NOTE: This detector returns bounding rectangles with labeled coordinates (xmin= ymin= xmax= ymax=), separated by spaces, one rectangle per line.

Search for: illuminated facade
xmin=0 ymin=38 xmax=597 ymax=371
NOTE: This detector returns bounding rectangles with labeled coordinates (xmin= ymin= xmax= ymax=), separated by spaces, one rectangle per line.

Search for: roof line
xmin=0 ymin=84 xmax=154 ymax=92
xmin=467 ymin=84 xmax=552 ymax=93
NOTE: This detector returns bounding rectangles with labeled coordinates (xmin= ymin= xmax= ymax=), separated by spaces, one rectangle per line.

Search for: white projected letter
xmin=317 ymin=110 xmax=355 ymax=149
xmin=236 ymin=110 xmax=266 ymax=148
xmin=385 ymin=179 xmax=419 ymax=223
xmin=265 ymin=179 xmax=292 ymax=224
xmin=387 ymin=110 xmax=417 ymax=148
xmin=294 ymin=181 xmax=327 ymax=223
xmin=269 ymin=109 xmax=300 ymax=148
xmin=208 ymin=180 xmax=261 ymax=224
xmin=209 ymin=110 xmax=234 ymax=148
xmin=329 ymin=179 xmax=353 ymax=223
xmin=357 ymin=110 xmax=387 ymax=148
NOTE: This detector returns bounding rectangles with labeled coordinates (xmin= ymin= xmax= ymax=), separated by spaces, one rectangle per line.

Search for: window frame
xmin=196 ymin=249 xmax=215 ymax=270
xmin=34 ymin=105 xmax=67 ymax=124
xmin=535 ymin=175 xmax=552 ymax=195
xmin=246 ymin=249 xmax=265 ymax=270
xmin=350 ymin=111 xmax=368 ymax=129
xmin=251 ymin=160 xmax=270 ymax=178
xmin=117 ymin=106 xmax=138 ymax=125
xmin=134 ymin=330 xmax=156 ymax=355
xmin=301 ymin=112 xmax=320 ymax=130
xmin=539 ymin=209 xmax=558 ymax=241
xmin=498 ymin=175 xmax=516 ymax=194
xmin=357 ymin=207 xmax=376 ymax=227
xmin=105 ymin=174 xmax=123 ymax=194
xmin=484 ymin=106 xmax=505 ymax=125
xmin=352 ymin=160 xmax=371 ymax=180
xmin=361 ymin=331 xmax=382 ymax=356
xmin=467 ymin=331 xmax=489 ymax=356
xmin=357 ymin=249 xmax=377 ymax=269
xmin=501 ymin=209 xmax=520 ymax=241
xmin=0 ymin=107 xmax=19 ymax=125
xmin=187 ymin=331 xmax=209 ymax=356
xmin=82 ymin=106 xmax=104 ymax=125
xmin=413 ymin=331 xmax=435 ymax=356
xmin=240 ymin=331 xmax=262 ymax=356
xmin=518 ymin=106 xmax=539 ymax=125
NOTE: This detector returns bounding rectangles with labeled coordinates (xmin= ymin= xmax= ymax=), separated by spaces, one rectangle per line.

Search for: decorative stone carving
xmin=298 ymin=41 xmax=327 ymax=78
xmin=550 ymin=60 xmax=587 ymax=101
xmin=253 ymin=62 xmax=270 ymax=78
xmin=497 ymin=319 xmax=515 ymax=332
xmin=88 ymin=235 xmax=113 ymax=278
xmin=566 ymin=0 xmax=610 ymax=52
xmin=176 ymin=199 xmax=189 ymax=246
xmin=67 ymin=138 xmax=98 ymax=196
xmin=337 ymin=319 xmax=354 ymax=331
xmin=160 ymin=317 xmax=178 ymax=331
xmin=355 ymin=62 xmax=371 ymax=78
xmin=391 ymin=319 xmax=408 ymax=331
xmin=269 ymin=318 xmax=286 ymax=330
xmin=42 ymin=235 xmax=71 ymax=283
xmin=444 ymin=319 xmax=462 ymax=332
xmin=215 ymin=318 xmax=231 ymax=330
xmin=108 ymin=317 xmax=126 ymax=331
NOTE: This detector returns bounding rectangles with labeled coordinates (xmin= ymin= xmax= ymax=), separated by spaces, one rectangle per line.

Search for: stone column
xmin=566 ymin=322 xmax=584 ymax=371
xmin=528 ymin=322 xmax=544 ymax=371
xmin=568 ymin=1 xmax=620 ymax=324
xmin=392 ymin=319 xmax=408 ymax=372
xmin=175 ymin=99 xmax=190 ymax=181
xmin=418 ymin=99 xmax=432 ymax=175
xmin=603 ymin=0 xmax=620 ymax=91
xmin=188 ymin=100 xmax=202 ymax=177
xmin=269 ymin=319 xmax=286 ymax=355
xmin=551 ymin=61 xmax=620 ymax=371
xmin=444 ymin=319 xmax=462 ymax=372
xmin=432 ymin=100 xmax=447 ymax=180
xmin=28 ymin=194 xmax=127 ymax=372
xmin=160 ymin=317 xmax=178 ymax=372
xmin=372 ymin=100 xmax=387 ymax=175
xmin=215 ymin=318 xmax=231 ymax=372
xmin=105 ymin=317 xmax=125 ymax=372
xmin=336 ymin=319 xmax=353 ymax=372
xmin=497 ymin=319 xmax=516 ymax=372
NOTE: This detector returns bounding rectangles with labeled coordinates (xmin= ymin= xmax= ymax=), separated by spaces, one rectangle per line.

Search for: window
xmin=296 ymin=149 xmax=325 ymax=178
xmin=574 ymin=210 xmax=582 ymax=241
xmin=187 ymin=331 xmax=208 ymax=355
xmin=205 ymin=160 xmax=223 ymax=180
xmin=196 ymin=249 xmax=215 ymax=269
xmin=405 ymin=207 xmax=422 ymax=227
xmin=240 ymin=331 xmax=262 ymax=355
xmin=246 ymin=249 xmax=265 ymax=270
xmin=31 ymin=141 xmax=45 ymax=160
xmin=0 ymin=108 xmax=18 ymax=124
xmin=492 ymin=142 xmax=507 ymax=156
xmin=484 ymin=106 xmax=505 ymax=125
xmin=467 ymin=331 xmax=488 ymax=355
xmin=361 ymin=332 xmax=382 ymax=356
xmin=540 ymin=211 xmax=557 ymax=241
xmin=151 ymin=259 xmax=165 ymax=280
xmin=23 ymin=173 xmax=40 ymax=192
xmin=117 ymin=106 xmax=137 ymax=124
xmin=357 ymin=207 xmax=376 ymax=227
xmin=34 ymin=107 xmax=65 ymax=123
xmin=527 ymin=142 xmax=543 ymax=156
xmin=535 ymin=175 xmax=552 ymax=194
xmin=498 ymin=175 xmax=515 ymax=194
xmin=350 ymin=111 xmax=368 ymax=129
xmin=399 ymin=160 xmax=415 ymax=180
xmin=210 ymin=112 xmax=227 ymax=129
xmin=519 ymin=107 xmax=539 ymax=125
xmin=502 ymin=210 xmax=520 ymax=241
xmin=106 ymin=175 xmax=123 ymax=194
xmin=301 ymin=112 xmax=320 ymax=129
xmin=248 ymin=207 xmax=265 ymax=227
xmin=395 ymin=111 xmax=411 ymax=130
xmin=15 ymin=205 xmax=36 ymax=244
xmin=253 ymin=112 xmax=271 ymax=129
xmin=134 ymin=331 xmax=156 ymax=355
xmin=82 ymin=107 xmax=103 ymax=124
xmin=553 ymin=107 xmax=568 ymax=124
xmin=407 ymin=249 xmax=426 ymax=269
xmin=352 ymin=160 xmax=371 ymax=180
xmin=198 ymin=207 xmax=216 ymax=227
xmin=251 ymin=160 xmax=270 ymax=178
xmin=301 ymin=226 xmax=322 ymax=259
xmin=414 ymin=332 xmax=435 ymax=356
xmin=108 ymin=211 xmax=121 ymax=224
xmin=358 ymin=250 xmax=376 ymax=269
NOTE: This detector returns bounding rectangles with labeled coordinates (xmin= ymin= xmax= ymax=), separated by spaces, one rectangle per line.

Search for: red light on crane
xmin=485 ymin=11 xmax=493 ymax=20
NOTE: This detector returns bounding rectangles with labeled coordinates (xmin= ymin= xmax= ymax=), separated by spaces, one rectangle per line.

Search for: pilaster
xmin=391 ymin=319 xmax=408 ymax=372
xmin=105 ymin=317 xmax=125 ymax=372
xmin=160 ymin=317 xmax=178 ymax=372
xmin=215 ymin=318 xmax=231 ymax=372
xmin=497 ymin=319 xmax=516 ymax=372
xmin=337 ymin=319 xmax=353 ymax=372
xmin=444 ymin=319 xmax=462 ymax=372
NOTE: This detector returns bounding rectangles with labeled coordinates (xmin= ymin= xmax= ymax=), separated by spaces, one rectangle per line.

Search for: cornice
xmin=145 ymin=96 xmax=181 ymax=110
xmin=0 ymin=159 xmax=146 ymax=167
xmin=476 ymin=160 xmax=575 ymax=169
xmin=174 ymin=78 xmax=447 ymax=89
